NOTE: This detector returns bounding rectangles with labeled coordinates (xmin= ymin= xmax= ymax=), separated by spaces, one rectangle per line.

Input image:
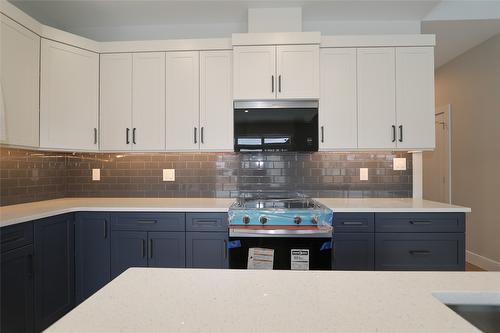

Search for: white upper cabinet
xmin=233 ymin=45 xmax=275 ymax=100
xmin=395 ymin=47 xmax=435 ymax=150
xmin=319 ymin=48 xmax=357 ymax=150
xmin=357 ymin=47 xmax=396 ymax=149
xmin=277 ymin=45 xmax=319 ymax=99
xmin=0 ymin=14 xmax=40 ymax=147
xmin=100 ymin=53 xmax=132 ymax=151
xmin=40 ymin=39 xmax=99 ymax=150
xmin=165 ymin=51 xmax=200 ymax=151
xmin=132 ymin=52 xmax=166 ymax=151
xmin=199 ymin=51 xmax=233 ymax=151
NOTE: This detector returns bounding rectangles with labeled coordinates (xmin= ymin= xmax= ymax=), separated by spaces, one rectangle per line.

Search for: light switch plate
xmin=163 ymin=169 xmax=175 ymax=182
xmin=393 ymin=158 xmax=407 ymax=171
xmin=92 ymin=168 xmax=100 ymax=181
xmin=360 ymin=168 xmax=368 ymax=181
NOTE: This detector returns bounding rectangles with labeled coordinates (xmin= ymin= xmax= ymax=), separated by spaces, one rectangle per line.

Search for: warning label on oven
xmin=291 ymin=249 xmax=310 ymax=270
xmin=248 ymin=248 xmax=274 ymax=270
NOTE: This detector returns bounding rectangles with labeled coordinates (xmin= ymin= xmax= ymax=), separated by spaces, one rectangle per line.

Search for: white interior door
xmin=357 ymin=47 xmax=396 ymax=149
xmin=233 ymin=45 xmax=275 ymax=100
xmin=319 ymin=48 xmax=357 ymax=150
xmin=277 ymin=44 xmax=320 ymax=99
xmin=423 ymin=105 xmax=451 ymax=203
xmin=100 ymin=53 xmax=132 ymax=151
xmin=132 ymin=52 xmax=166 ymax=151
xmin=199 ymin=51 xmax=233 ymax=151
xmin=165 ymin=51 xmax=200 ymax=151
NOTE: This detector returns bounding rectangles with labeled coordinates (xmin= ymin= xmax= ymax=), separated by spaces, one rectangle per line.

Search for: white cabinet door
xmin=132 ymin=52 xmax=165 ymax=151
xmin=200 ymin=51 xmax=233 ymax=151
xmin=100 ymin=53 xmax=132 ymax=151
xmin=40 ymin=39 xmax=99 ymax=150
xmin=319 ymin=48 xmax=357 ymax=150
xmin=277 ymin=45 xmax=320 ymax=99
xmin=0 ymin=14 xmax=40 ymax=147
xmin=396 ymin=47 xmax=435 ymax=150
xmin=165 ymin=51 xmax=199 ymax=151
xmin=357 ymin=47 xmax=396 ymax=149
xmin=233 ymin=46 xmax=275 ymax=100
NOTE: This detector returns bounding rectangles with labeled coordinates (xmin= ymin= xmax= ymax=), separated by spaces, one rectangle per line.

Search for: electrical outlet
xmin=163 ymin=169 xmax=175 ymax=182
xmin=92 ymin=168 xmax=100 ymax=181
xmin=360 ymin=168 xmax=368 ymax=181
xmin=393 ymin=158 xmax=407 ymax=171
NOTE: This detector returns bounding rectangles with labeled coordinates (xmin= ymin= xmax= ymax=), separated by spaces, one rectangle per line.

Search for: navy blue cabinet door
xmin=75 ymin=212 xmax=111 ymax=304
xmin=34 ymin=214 xmax=75 ymax=332
xmin=186 ymin=232 xmax=228 ymax=269
xmin=1 ymin=245 xmax=34 ymax=333
xmin=111 ymin=231 xmax=148 ymax=278
xmin=333 ymin=233 xmax=375 ymax=270
xmin=148 ymin=232 xmax=186 ymax=268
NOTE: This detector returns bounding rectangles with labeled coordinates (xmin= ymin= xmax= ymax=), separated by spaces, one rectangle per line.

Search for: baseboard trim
xmin=466 ymin=250 xmax=500 ymax=271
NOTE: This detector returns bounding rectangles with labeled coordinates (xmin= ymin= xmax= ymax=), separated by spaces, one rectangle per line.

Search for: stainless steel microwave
xmin=233 ymin=100 xmax=319 ymax=152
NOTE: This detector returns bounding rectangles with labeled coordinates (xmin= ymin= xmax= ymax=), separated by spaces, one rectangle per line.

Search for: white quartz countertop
xmin=45 ymin=268 xmax=500 ymax=333
xmin=0 ymin=197 xmax=470 ymax=227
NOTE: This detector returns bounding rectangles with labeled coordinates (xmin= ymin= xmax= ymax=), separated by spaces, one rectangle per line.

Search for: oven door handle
xmin=229 ymin=225 xmax=333 ymax=238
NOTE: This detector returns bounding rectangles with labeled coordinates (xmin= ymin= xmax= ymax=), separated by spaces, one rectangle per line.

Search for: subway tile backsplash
xmin=0 ymin=147 xmax=412 ymax=206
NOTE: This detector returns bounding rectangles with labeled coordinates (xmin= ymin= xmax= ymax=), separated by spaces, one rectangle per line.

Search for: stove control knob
xmin=294 ymin=216 xmax=302 ymax=224
xmin=242 ymin=215 xmax=250 ymax=224
xmin=259 ymin=216 xmax=268 ymax=224
xmin=311 ymin=216 xmax=318 ymax=225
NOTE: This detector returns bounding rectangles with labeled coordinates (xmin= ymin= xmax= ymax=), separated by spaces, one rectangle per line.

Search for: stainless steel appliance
xmin=233 ymin=100 xmax=318 ymax=152
xmin=228 ymin=193 xmax=333 ymax=270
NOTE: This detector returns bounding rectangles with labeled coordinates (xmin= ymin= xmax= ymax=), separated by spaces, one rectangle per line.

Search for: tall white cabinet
xmin=0 ymin=14 xmax=40 ymax=147
xmin=40 ymin=39 xmax=99 ymax=150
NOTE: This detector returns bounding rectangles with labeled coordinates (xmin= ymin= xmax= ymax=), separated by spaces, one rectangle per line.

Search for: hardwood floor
xmin=466 ymin=262 xmax=486 ymax=271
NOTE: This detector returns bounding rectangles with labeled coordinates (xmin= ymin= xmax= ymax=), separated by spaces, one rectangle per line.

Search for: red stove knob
xmin=294 ymin=216 xmax=302 ymax=224
xmin=311 ymin=216 xmax=318 ymax=225
xmin=242 ymin=215 xmax=250 ymax=224
xmin=259 ymin=216 xmax=268 ymax=224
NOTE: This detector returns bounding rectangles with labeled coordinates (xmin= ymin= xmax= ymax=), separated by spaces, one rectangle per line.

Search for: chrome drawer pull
xmin=342 ymin=221 xmax=364 ymax=225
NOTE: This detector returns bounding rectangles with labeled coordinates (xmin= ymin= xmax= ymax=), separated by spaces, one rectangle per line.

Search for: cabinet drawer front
xmin=111 ymin=213 xmax=185 ymax=231
xmin=375 ymin=213 xmax=465 ymax=233
xmin=375 ymin=233 xmax=465 ymax=271
xmin=333 ymin=213 xmax=374 ymax=233
xmin=186 ymin=213 xmax=228 ymax=232
xmin=1 ymin=222 xmax=33 ymax=253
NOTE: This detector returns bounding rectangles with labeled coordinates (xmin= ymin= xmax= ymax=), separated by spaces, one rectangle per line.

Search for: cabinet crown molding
xmin=232 ymin=32 xmax=321 ymax=46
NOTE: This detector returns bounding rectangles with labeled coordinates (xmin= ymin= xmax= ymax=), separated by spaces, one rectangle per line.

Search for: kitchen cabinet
xmin=165 ymin=51 xmax=200 ymax=151
xmin=186 ymin=232 xmax=228 ymax=269
xmin=0 ymin=14 xmax=40 ymax=148
xmin=34 ymin=214 xmax=75 ymax=332
xmin=40 ymin=39 xmax=99 ymax=150
xmin=199 ymin=50 xmax=233 ymax=151
xmin=233 ymin=44 xmax=319 ymax=100
xmin=111 ymin=231 xmax=148 ymax=278
xmin=147 ymin=232 xmax=185 ymax=268
xmin=100 ymin=52 xmax=165 ymax=151
xmin=75 ymin=212 xmax=111 ymax=304
xmin=319 ymin=48 xmax=357 ymax=150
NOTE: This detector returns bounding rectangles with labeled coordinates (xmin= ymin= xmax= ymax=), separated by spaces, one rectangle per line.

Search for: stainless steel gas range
xmin=227 ymin=193 xmax=333 ymax=270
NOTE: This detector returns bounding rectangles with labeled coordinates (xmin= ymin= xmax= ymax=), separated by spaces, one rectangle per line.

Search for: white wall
xmin=434 ymin=33 xmax=500 ymax=270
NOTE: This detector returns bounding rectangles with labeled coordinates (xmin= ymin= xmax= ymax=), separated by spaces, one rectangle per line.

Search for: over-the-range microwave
xmin=233 ymin=100 xmax=319 ymax=152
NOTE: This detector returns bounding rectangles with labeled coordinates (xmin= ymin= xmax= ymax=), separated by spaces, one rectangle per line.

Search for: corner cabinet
xmin=233 ymin=44 xmax=319 ymax=100
xmin=40 ymin=39 xmax=99 ymax=150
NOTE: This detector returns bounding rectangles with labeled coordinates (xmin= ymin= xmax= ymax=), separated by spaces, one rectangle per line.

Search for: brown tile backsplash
xmin=0 ymin=147 xmax=412 ymax=206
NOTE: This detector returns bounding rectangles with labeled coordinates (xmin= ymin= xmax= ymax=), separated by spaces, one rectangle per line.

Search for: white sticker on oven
xmin=291 ymin=249 xmax=309 ymax=270
xmin=248 ymin=248 xmax=274 ymax=270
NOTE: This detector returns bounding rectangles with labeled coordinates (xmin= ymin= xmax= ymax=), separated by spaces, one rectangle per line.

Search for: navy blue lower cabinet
xmin=34 ymin=214 xmax=75 ymax=332
xmin=186 ymin=232 xmax=228 ymax=269
xmin=333 ymin=233 xmax=375 ymax=270
xmin=375 ymin=233 xmax=465 ymax=271
xmin=148 ymin=232 xmax=186 ymax=268
xmin=75 ymin=212 xmax=111 ymax=304
xmin=111 ymin=231 xmax=148 ymax=278
xmin=1 ymin=244 xmax=35 ymax=333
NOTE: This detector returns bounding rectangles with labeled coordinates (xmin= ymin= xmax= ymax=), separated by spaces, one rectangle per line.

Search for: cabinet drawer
xmin=111 ymin=213 xmax=185 ymax=232
xmin=333 ymin=213 xmax=374 ymax=233
xmin=375 ymin=233 xmax=465 ymax=271
xmin=186 ymin=213 xmax=228 ymax=232
xmin=375 ymin=213 xmax=465 ymax=233
xmin=1 ymin=222 xmax=33 ymax=253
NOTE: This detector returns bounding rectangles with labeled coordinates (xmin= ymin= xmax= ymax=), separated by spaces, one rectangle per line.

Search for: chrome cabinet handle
xmin=278 ymin=75 xmax=282 ymax=93
xmin=94 ymin=128 xmax=98 ymax=145
xmin=399 ymin=125 xmax=403 ymax=142
xmin=271 ymin=75 xmax=274 ymax=93
xmin=194 ymin=127 xmax=197 ymax=144
xmin=321 ymin=126 xmax=324 ymax=143
xmin=126 ymin=128 xmax=130 ymax=144
xmin=132 ymin=128 xmax=137 ymax=144
xmin=392 ymin=125 xmax=396 ymax=142
xmin=342 ymin=221 xmax=364 ymax=225
xmin=201 ymin=127 xmax=204 ymax=144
